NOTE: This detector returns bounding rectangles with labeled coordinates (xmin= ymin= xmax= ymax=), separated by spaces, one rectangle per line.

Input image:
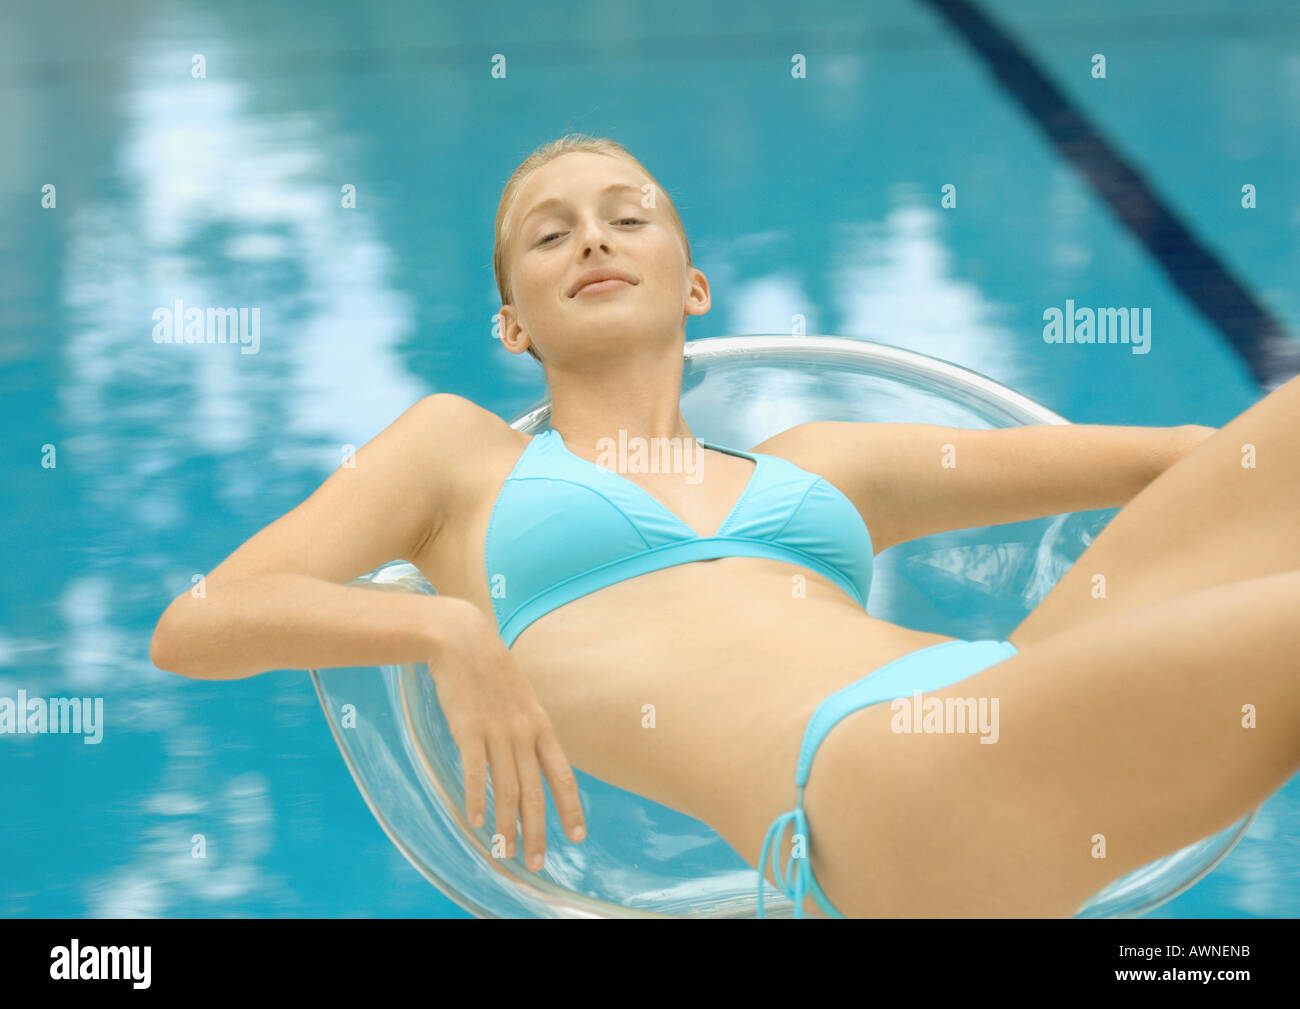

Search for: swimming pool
xmin=1 ymin=0 xmax=1297 ymax=918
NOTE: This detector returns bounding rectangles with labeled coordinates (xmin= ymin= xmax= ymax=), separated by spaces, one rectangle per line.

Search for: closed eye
xmin=536 ymin=219 xmax=645 ymax=246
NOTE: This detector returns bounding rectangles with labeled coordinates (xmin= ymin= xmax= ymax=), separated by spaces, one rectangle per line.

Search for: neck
xmin=546 ymin=344 xmax=694 ymax=455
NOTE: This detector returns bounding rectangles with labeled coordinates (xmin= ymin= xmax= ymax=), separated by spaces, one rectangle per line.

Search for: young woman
xmin=151 ymin=135 xmax=1300 ymax=918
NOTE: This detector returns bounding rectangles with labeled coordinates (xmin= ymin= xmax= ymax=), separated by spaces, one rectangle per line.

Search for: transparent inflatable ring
xmin=310 ymin=334 xmax=1256 ymax=919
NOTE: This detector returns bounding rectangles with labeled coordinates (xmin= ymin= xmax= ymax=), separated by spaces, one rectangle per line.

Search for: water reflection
xmin=3 ymin=6 xmax=440 ymax=917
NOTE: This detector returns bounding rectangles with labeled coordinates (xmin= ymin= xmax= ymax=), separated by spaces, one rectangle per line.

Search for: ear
xmin=684 ymin=267 xmax=711 ymax=319
xmin=496 ymin=305 xmax=536 ymax=357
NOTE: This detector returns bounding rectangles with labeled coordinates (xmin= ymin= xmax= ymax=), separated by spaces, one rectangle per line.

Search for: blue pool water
xmin=1 ymin=0 xmax=1297 ymax=917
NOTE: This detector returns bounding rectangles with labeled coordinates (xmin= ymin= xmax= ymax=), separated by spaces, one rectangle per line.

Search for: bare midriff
xmin=439 ymin=551 xmax=955 ymax=865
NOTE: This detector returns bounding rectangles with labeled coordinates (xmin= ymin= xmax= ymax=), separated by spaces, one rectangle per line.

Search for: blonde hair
xmin=493 ymin=134 xmax=693 ymax=363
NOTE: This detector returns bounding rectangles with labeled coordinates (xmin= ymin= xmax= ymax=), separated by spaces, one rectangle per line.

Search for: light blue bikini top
xmin=484 ymin=428 xmax=874 ymax=647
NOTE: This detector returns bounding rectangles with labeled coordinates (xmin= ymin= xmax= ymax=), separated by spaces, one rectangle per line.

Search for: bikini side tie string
xmin=756 ymin=787 xmax=810 ymax=919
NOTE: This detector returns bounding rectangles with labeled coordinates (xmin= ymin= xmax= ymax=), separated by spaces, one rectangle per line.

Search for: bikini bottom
xmin=757 ymin=638 xmax=1019 ymax=918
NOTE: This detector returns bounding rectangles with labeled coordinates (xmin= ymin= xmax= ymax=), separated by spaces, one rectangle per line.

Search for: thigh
xmin=802 ymin=569 xmax=1300 ymax=917
xmin=1010 ymin=374 xmax=1300 ymax=649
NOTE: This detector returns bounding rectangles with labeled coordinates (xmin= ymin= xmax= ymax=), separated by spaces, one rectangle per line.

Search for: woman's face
xmin=499 ymin=152 xmax=708 ymax=365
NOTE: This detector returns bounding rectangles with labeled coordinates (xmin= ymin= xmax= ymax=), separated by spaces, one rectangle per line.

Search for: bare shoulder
xmin=408 ymin=392 xmax=527 ymax=467
xmin=406 ymin=393 xmax=531 ymax=503
xmin=410 ymin=391 xmax=501 ymax=430
xmin=749 ymin=420 xmax=862 ymax=477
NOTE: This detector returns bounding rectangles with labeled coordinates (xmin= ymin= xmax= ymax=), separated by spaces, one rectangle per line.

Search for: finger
xmin=460 ymin=736 xmax=488 ymax=830
xmin=513 ymin=734 xmax=548 ymax=873
xmin=487 ymin=734 xmax=521 ymax=859
xmin=536 ymin=727 xmax=586 ymax=843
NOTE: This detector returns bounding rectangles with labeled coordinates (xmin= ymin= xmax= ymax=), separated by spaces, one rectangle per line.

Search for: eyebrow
xmin=519 ymin=183 xmax=644 ymax=230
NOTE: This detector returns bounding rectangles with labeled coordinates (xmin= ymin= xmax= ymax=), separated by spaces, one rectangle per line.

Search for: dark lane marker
xmin=918 ymin=0 xmax=1300 ymax=389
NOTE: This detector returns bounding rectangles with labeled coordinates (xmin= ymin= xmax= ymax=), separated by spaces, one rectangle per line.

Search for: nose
xmin=575 ymin=214 xmax=617 ymax=256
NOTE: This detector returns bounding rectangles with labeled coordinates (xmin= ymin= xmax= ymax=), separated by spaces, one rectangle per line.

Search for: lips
xmin=569 ymin=269 xmax=637 ymax=298
xmin=574 ymin=278 xmax=632 ymax=296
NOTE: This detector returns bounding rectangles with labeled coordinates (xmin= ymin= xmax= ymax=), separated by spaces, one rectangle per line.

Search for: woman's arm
xmin=150 ymin=393 xmax=475 ymax=679
xmin=759 ymin=421 xmax=1217 ymax=555
xmin=151 ymin=573 xmax=471 ymax=680
xmin=151 ymin=393 xmax=587 ymax=865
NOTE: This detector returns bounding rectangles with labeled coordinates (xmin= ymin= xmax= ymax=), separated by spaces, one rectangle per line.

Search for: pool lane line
xmin=915 ymin=0 xmax=1300 ymax=390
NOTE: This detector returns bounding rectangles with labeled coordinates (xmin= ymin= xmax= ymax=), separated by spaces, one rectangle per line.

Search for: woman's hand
xmin=425 ymin=597 xmax=586 ymax=872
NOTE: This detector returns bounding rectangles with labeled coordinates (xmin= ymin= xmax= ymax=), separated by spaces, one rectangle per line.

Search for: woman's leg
xmin=801 ymin=567 xmax=1300 ymax=917
xmin=1010 ymin=372 xmax=1300 ymax=648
